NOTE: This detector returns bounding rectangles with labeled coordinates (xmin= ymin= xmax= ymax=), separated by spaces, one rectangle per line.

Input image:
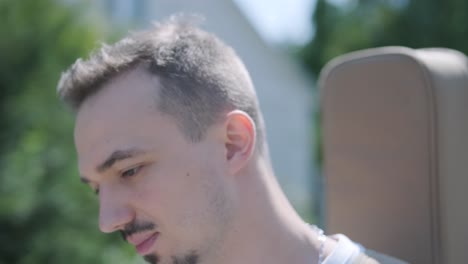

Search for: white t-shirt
xmin=323 ymin=234 xmax=409 ymax=264
xmin=323 ymin=234 xmax=363 ymax=264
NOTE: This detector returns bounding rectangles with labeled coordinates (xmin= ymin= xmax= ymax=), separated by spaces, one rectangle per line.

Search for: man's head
xmin=58 ymin=15 xmax=264 ymax=149
xmin=57 ymin=16 xmax=267 ymax=264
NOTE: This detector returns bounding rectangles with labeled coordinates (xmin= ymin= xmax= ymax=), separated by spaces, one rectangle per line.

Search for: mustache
xmin=120 ymin=221 xmax=156 ymax=241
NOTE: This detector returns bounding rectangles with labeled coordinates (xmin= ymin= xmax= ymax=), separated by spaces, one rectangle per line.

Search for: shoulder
xmin=325 ymin=233 xmax=409 ymax=264
xmin=353 ymin=249 xmax=410 ymax=264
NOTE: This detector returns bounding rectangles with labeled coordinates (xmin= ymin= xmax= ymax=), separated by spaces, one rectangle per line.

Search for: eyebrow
xmin=97 ymin=148 xmax=146 ymax=173
xmin=80 ymin=177 xmax=90 ymax=184
xmin=79 ymin=148 xmax=146 ymax=183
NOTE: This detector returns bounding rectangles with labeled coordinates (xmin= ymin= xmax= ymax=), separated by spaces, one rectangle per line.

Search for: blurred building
xmin=91 ymin=0 xmax=316 ymax=214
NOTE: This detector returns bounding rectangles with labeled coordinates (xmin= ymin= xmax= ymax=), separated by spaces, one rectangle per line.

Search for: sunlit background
xmin=234 ymin=0 xmax=314 ymax=45
xmin=2 ymin=0 xmax=468 ymax=263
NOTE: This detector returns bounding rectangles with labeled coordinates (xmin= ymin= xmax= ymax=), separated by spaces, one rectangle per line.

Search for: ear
xmin=224 ymin=110 xmax=256 ymax=174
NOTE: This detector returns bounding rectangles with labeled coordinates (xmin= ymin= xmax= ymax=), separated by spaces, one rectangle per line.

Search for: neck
xmin=208 ymin=157 xmax=324 ymax=264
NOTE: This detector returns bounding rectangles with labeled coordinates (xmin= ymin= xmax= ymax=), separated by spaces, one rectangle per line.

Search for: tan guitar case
xmin=319 ymin=47 xmax=468 ymax=264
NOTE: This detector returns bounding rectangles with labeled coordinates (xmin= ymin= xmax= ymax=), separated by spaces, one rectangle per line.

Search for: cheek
xmin=174 ymin=173 xmax=233 ymax=252
xmin=175 ymin=166 xmax=232 ymax=232
xmin=129 ymin=167 xmax=165 ymax=219
xmin=180 ymin=149 xmax=231 ymax=222
xmin=133 ymin=146 xmax=232 ymax=230
xmin=129 ymin=162 xmax=202 ymax=220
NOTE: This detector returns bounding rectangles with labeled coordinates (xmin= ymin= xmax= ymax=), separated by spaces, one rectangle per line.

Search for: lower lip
xmin=136 ymin=233 xmax=159 ymax=255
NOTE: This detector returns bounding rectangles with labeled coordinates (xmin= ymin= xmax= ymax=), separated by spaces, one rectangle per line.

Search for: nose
xmin=98 ymin=185 xmax=135 ymax=233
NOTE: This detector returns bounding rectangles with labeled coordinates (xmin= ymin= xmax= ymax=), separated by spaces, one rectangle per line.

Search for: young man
xmin=57 ymin=15 xmax=405 ymax=264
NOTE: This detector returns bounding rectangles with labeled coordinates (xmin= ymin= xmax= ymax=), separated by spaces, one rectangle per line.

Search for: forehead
xmin=77 ymin=66 xmax=158 ymax=119
xmin=74 ymin=67 xmax=175 ymax=171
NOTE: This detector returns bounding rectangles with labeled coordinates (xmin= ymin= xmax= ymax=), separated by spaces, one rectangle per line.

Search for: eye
xmin=121 ymin=165 xmax=142 ymax=178
xmin=88 ymin=184 xmax=99 ymax=195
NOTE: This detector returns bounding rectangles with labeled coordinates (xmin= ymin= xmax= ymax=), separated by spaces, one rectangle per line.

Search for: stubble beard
xmin=143 ymin=251 xmax=199 ymax=264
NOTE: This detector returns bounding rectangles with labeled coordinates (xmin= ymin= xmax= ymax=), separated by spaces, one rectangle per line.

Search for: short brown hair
xmin=57 ymin=15 xmax=265 ymax=149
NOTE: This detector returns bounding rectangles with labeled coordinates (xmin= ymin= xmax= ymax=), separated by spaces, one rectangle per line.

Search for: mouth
xmin=128 ymin=232 xmax=159 ymax=255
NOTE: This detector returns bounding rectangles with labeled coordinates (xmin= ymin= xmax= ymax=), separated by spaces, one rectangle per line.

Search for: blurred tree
xmin=300 ymin=0 xmax=468 ymax=77
xmin=300 ymin=0 xmax=468 ymax=167
xmin=0 ymin=0 xmax=140 ymax=263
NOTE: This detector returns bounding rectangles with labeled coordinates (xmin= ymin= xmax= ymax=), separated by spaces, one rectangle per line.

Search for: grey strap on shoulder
xmin=352 ymin=252 xmax=380 ymax=264
xmin=354 ymin=249 xmax=410 ymax=264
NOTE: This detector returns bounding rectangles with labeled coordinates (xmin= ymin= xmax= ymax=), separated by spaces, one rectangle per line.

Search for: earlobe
xmin=224 ymin=110 xmax=256 ymax=174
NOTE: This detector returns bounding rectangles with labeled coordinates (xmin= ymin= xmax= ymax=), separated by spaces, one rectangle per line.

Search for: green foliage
xmin=300 ymin=0 xmax=468 ymax=77
xmin=300 ymin=0 xmax=468 ymax=167
xmin=0 ymin=0 xmax=141 ymax=263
